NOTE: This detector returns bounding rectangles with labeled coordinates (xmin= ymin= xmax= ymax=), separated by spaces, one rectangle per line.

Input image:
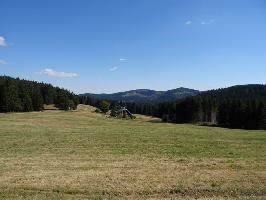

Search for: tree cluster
xmin=0 ymin=76 xmax=79 ymax=112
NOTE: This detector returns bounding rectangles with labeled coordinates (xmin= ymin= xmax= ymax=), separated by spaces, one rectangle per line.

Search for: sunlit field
xmin=0 ymin=105 xmax=265 ymax=199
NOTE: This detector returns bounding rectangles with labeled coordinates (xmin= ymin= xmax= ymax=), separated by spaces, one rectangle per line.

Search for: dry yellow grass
xmin=0 ymin=105 xmax=265 ymax=199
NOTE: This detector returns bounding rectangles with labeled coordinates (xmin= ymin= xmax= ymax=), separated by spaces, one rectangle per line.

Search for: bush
xmin=98 ymin=101 xmax=110 ymax=113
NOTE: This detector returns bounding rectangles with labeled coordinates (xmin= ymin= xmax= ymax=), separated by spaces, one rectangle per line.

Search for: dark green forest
xmin=0 ymin=76 xmax=79 ymax=112
xmin=155 ymin=85 xmax=266 ymax=130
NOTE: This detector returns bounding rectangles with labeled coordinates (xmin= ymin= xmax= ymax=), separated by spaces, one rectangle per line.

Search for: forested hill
xmin=0 ymin=76 xmax=79 ymax=112
xmin=80 ymin=87 xmax=200 ymax=103
xmin=200 ymin=84 xmax=266 ymax=100
xmin=156 ymin=84 xmax=266 ymax=129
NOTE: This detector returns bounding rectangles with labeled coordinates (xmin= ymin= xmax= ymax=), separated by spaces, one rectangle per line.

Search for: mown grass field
xmin=0 ymin=105 xmax=265 ymax=199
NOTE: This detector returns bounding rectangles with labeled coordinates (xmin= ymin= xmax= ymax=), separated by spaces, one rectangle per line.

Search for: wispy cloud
xmin=39 ymin=68 xmax=78 ymax=77
xmin=200 ymin=19 xmax=215 ymax=25
xmin=109 ymin=66 xmax=118 ymax=71
xmin=0 ymin=36 xmax=6 ymax=46
xmin=0 ymin=59 xmax=7 ymax=65
xmin=185 ymin=21 xmax=192 ymax=25
xmin=185 ymin=19 xmax=215 ymax=26
xmin=119 ymin=58 xmax=127 ymax=61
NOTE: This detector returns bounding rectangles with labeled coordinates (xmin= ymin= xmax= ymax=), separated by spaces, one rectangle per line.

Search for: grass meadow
xmin=0 ymin=105 xmax=265 ymax=199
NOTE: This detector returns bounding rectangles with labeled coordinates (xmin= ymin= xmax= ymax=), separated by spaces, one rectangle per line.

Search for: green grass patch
xmin=0 ymin=105 xmax=265 ymax=199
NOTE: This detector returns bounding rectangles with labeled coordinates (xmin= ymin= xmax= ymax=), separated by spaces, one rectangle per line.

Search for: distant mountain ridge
xmin=80 ymin=87 xmax=200 ymax=102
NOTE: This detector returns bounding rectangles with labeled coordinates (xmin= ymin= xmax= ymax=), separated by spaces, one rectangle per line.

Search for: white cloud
xmin=39 ymin=68 xmax=78 ymax=77
xmin=0 ymin=59 xmax=7 ymax=65
xmin=109 ymin=66 xmax=118 ymax=71
xmin=119 ymin=58 xmax=127 ymax=61
xmin=185 ymin=21 xmax=192 ymax=25
xmin=0 ymin=36 xmax=6 ymax=46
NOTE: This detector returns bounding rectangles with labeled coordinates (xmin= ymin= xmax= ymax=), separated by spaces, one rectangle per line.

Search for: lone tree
xmin=98 ymin=100 xmax=110 ymax=113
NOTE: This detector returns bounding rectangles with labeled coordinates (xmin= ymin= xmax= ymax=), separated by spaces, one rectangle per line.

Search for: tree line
xmin=158 ymin=85 xmax=266 ymax=129
xmin=156 ymin=85 xmax=266 ymax=130
xmin=0 ymin=76 xmax=79 ymax=112
xmin=157 ymin=96 xmax=265 ymax=130
xmin=80 ymin=85 xmax=266 ymax=130
xmin=1 ymin=76 xmax=265 ymax=130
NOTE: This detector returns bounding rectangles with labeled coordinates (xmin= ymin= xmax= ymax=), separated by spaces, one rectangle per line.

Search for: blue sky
xmin=0 ymin=0 xmax=266 ymax=93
